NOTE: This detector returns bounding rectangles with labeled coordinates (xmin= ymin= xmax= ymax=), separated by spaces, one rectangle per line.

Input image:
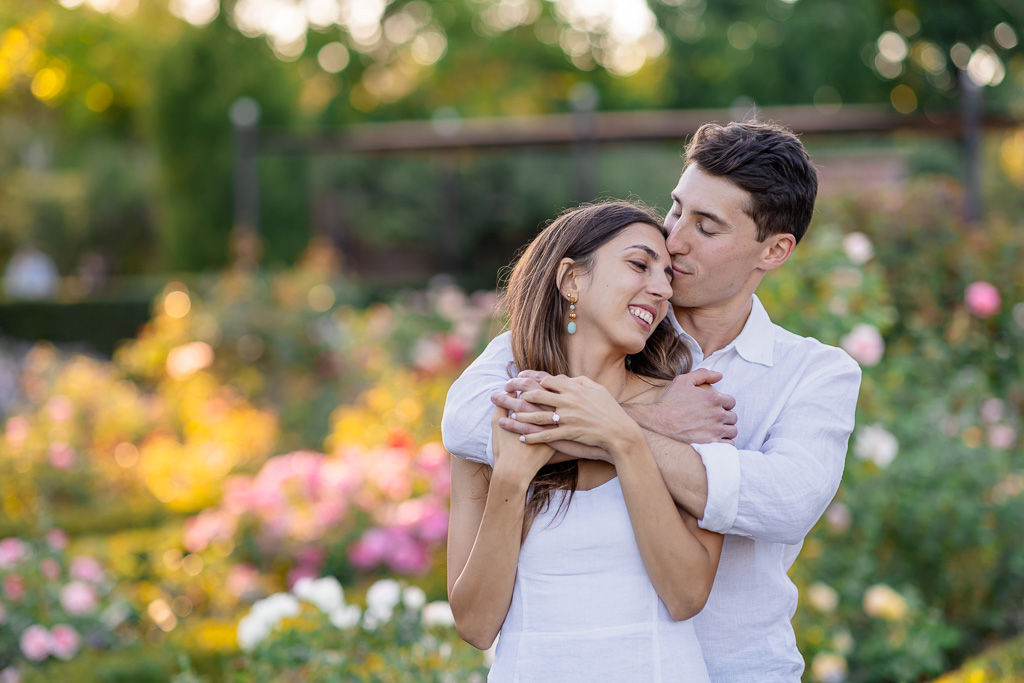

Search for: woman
xmin=447 ymin=202 xmax=723 ymax=681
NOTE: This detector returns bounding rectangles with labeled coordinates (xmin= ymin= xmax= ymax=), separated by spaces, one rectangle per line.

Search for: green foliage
xmin=933 ymin=631 xmax=1024 ymax=682
xmin=148 ymin=17 xmax=304 ymax=270
xmin=786 ymin=179 xmax=1024 ymax=681
xmin=214 ymin=578 xmax=487 ymax=683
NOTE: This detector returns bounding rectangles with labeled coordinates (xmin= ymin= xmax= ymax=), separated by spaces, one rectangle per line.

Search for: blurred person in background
xmin=447 ymin=201 xmax=722 ymax=681
xmin=443 ymin=120 xmax=861 ymax=681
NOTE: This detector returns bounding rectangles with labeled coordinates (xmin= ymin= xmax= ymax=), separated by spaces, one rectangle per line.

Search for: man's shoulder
xmin=771 ymin=323 xmax=861 ymax=375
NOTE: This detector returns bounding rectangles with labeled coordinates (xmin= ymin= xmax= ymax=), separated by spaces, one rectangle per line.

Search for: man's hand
xmin=627 ymin=369 xmax=738 ymax=444
xmin=490 ymin=370 xmax=610 ymax=462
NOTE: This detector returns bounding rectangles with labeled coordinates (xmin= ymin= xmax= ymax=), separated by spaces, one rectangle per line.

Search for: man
xmin=441 ymin=120 xmax=861 ymax=681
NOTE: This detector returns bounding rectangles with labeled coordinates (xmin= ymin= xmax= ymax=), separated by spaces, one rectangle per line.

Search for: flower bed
xmin=0 ymin=179 xmax=1022 ymax=681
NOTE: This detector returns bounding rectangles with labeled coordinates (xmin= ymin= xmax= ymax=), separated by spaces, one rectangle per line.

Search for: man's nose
xmin=666 ymin=221 xmax=689 ymax=255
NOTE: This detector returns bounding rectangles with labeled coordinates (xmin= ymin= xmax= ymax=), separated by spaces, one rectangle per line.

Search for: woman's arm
xmin=447 ymin=404 xmax=554 ymax=649
xmin=518 ymin=375 xmax=723 ymax=620
xmin=611 ymin=430 xmax=723 ymax=620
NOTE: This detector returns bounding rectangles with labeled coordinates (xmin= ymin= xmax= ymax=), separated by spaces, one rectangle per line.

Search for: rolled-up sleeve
xmin=694 ymin=354 xmax=861 ymax=544
xmin=440 ymin=332 xmax=515 ymax=466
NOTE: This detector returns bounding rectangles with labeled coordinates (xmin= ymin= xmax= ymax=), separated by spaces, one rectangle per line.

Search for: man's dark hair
xmin=684 ymin=120 xmax=818 ymax=244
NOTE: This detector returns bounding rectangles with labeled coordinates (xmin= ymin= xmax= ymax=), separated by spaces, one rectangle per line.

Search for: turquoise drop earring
xmin=567 ymin=292 xmax=577 ymax=334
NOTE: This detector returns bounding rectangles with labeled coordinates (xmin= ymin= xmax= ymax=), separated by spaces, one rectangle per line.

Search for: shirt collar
xmin=669 ymin=294 xmax=776 ymax=368
xmin=729 ymin=294 xmax=775 ymax=367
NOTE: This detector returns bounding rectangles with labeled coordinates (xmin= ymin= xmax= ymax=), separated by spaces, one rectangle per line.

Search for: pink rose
xmin=183 ymin=509 xmax=238 ymax=554
xmin=412 ymin=503 xmax=449 ymax=543
xmin=226 ymin=564 xmax=261 ymax=599
xmin=0 ymin=538 xmax=28 ymax=568
xmin=40 ymin=558 xmax=61 ymax=581
xmin=45 ymin=396 xmax=74 ymax=424
xmin=0 ymin=665 xmax=20 ymax=683
xmin=286 ymin=564 xmax=318 ymax=588
xmin=965 ymin=281 xmax=1001 ymax=318
xmin=385 ymin=533 xmax=430 ymax=575
xmin=19 ymin=624 xmax=52 ymax=662
xmin=825 ymin=502 xmax=852 ymax=534
xmin=49 ymin=624 xmax=81 ymax=661
xmin=69 ymin=556 xmax=105 ymax=584
xmin=840 ymin=324 xmax=885 ymax=366
xmin=46 ymin=529 xmax=68 ymax=551
xmin=3 ymin=575 xmax=26 ymax=602
xmin=4 ymin=417 xmax=29 ymax=449
xmin=348 ymin=528 xmax=391 ymax=570
xmin=60 ymin=581 xmax=99 ymax=615
xmin=988 ymin=424 xmax=1017 ymax=450
xmin=48 ymin=443 xmax=76 ymax=470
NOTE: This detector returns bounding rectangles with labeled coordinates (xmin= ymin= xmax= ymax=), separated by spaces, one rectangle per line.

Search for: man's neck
xmin=673 ymin=296 xmax=755 ymax=358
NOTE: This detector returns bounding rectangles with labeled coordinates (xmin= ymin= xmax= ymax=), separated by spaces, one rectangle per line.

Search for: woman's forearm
xmin=448 ymin=475 xmax=529 ymax=650
xmin=609 ymin=432 xmax=721 ymax=621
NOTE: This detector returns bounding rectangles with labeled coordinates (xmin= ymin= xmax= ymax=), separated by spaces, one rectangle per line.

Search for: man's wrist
xmin=620 ymin=402 xmax=653 ymax=432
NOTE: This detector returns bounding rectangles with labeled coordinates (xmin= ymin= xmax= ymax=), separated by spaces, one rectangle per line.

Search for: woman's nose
xmin=651 ymin=274 xmax=673 ymax=299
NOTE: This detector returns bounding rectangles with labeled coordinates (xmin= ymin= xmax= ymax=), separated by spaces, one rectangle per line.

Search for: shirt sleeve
xmin=694 ymin=352 xmax=862 ymax=544
xmin=440 ymin=332 xmax=516 ymax=466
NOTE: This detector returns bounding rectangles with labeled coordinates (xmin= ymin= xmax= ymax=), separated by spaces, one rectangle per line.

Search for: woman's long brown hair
xmin=500 ymin=201 xmax=691 ymax=532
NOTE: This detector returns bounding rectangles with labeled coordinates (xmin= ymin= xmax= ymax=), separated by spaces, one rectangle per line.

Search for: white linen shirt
xmin=441 ymin=294 xmax=862 ymax=681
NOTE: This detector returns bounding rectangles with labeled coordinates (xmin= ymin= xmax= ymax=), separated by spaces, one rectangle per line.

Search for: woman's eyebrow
xmin=623 ymin=245 xmax=662 ymax=260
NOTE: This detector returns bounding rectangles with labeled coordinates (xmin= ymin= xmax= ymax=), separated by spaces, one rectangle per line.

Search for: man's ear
xmin=761 ymin=233 xmax=796 ymax=271
xmin=556 ymin=258 xmax=577 ymax=296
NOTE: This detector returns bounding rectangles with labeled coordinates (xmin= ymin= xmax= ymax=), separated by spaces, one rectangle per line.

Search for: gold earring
xmin=567 ymin=292 xmax=577 ymax=334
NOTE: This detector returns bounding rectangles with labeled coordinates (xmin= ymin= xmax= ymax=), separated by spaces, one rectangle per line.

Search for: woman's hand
xmin=515 ymin=375 xmax=643 ymax=459
xmin=490 ymin=398 xmax=555 ymax=486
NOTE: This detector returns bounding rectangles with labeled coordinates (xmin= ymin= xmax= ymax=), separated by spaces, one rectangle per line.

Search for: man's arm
xmin=623 ymin=371 xmax=738 ymax=445
xmin=440 ymin=332 xmax=515 ymax=465
xmin=638 ymin=354 xmax=862 ymax=544
xmin=499 ymin=368 xmax=737 ymax=460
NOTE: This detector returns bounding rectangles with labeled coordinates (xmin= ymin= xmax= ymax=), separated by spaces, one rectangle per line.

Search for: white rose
xmin=250 ymin=593 xmax=301 ymax=628
xmin=842 ymin=232 xmax=874 ymax=265
xmin=402 ymin=586 xmax=427 ymax=611
xmin=421 ymin=600 xmax=455 ymax=628
xmin=366 ymin=579 xmax=401 ymax=620
xmin=329 ymin=604 xmax=362 ymax=629
xmin=293 ymin=576 xmax=345 ymax=614
xmin=237 ymin=613 xmax=270 ymax=652
xmin=854 ymin=423 xmax=899 ymax=468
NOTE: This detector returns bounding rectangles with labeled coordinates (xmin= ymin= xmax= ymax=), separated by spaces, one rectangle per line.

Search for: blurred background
xmin=0 ymin=0 xmax=1022 ymax=681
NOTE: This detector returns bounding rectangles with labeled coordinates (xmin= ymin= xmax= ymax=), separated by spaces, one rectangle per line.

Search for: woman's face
xmin=571 ymin=222 xmax=674 ymax=355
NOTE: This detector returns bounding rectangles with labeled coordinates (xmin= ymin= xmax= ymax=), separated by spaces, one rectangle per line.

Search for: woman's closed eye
xmin=630 ymin=260 xmax=650 ymax=271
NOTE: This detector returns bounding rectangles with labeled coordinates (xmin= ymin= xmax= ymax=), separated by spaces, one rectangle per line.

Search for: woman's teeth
xmin=629 ymin=306 xmax=653 ymax=325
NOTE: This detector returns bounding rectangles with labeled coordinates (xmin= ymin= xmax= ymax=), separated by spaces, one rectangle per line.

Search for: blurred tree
xmin=3 ymin=0 xmax=1023 ymax=279
xmin=148 ymin=15 xmax=304 ymax=270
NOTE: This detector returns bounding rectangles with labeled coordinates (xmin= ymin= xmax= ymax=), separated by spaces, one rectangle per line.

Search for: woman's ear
xmin=556 ymin=258 xmax=577 ymax=297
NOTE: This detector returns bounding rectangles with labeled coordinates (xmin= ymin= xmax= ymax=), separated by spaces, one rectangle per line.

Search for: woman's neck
xmin=564 ymin=336 xmax=634 ymax=401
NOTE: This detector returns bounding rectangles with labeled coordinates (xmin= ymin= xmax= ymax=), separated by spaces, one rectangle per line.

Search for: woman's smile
xmin=628 ymin=304 xmax=656 ymax=331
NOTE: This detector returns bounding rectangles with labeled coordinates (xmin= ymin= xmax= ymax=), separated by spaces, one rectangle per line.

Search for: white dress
xmin=488 ymin=477 xmax=711 ymax=682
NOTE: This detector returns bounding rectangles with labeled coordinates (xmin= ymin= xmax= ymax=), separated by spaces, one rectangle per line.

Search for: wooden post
xmin=959 ymin=70 xmax=983 ymax=224
xmin=231 ymin=97 xmax=262 ymax=267
xmin=571 ymin=84 xmax=598 ymax=204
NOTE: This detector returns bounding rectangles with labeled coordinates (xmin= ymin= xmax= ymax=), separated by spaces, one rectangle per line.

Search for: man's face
xmin=664 ymin=164 xmax=771 ymax=311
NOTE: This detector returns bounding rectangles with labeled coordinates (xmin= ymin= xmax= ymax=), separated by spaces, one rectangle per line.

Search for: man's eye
xmin=697 ymin=223 xmax=713 ymax=236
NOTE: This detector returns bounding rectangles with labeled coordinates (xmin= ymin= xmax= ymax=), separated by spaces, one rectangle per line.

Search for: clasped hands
xmin=491 ymin=368 xmax=738 ymax=461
